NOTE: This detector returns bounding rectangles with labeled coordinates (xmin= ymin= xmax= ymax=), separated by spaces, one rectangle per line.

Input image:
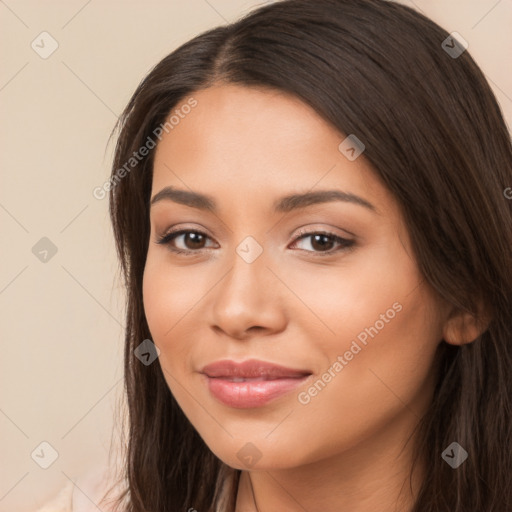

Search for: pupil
xmin=312 ymin=234 xmax=333 ymax=251
xmin=186 ymin=232 xmax=204 ymax=249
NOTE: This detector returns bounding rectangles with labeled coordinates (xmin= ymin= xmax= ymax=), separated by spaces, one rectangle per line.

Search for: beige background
xmin=1 ymin=1 xmax=511 ymax=511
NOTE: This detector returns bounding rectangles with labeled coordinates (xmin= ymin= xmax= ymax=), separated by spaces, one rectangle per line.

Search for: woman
xmin=97 ymin=0 xmax=512 ymax=510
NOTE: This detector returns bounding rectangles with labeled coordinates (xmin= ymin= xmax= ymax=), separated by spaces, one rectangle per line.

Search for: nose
xmin=209 ymin=246 xmax=287 ymax=341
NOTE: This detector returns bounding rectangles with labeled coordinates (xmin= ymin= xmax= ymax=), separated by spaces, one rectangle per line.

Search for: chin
xmin=203 ymin=435 xmax=310 ymax=471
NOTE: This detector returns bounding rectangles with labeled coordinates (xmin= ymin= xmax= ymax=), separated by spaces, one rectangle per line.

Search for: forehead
xmin=151 ymin=84 xmax=394 ymax=217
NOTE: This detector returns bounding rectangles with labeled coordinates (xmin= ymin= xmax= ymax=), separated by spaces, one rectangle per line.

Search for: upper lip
xmin=201 ymin=359 xmax=312 ymax=379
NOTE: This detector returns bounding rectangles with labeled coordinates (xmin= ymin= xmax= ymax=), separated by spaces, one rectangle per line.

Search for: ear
xmin=442 ymin=304 xmax=491 ymax=346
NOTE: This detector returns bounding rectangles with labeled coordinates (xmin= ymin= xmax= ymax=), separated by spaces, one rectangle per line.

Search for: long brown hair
xmin=105 ymin=1 xmax=512 ymax=510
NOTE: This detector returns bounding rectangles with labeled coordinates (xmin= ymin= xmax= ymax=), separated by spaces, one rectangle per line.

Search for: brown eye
xmin=181 ymin=232 xmax=207 ymax=250
xmin=291 ymin=231 xmax=355 ymax=255
xmin=310 ymin=233 xmax=336 ymax=251
xmin=157 ymin=229 xmax=215 ymax=254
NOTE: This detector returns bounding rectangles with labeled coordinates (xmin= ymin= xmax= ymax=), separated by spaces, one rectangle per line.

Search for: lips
xmin=201 ymin=359 xmax=312 ymax=408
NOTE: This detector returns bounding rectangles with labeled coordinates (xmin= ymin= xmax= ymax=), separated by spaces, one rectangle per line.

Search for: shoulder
xmin=35 ymin=481 xmax=73 ymax=512
xmin=35 ymin=462 xmax=126 ymax=512
xmin=72 ymin=463 xmax=125 ymax=512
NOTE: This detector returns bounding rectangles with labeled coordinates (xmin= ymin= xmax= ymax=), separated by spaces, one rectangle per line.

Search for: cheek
xmin=282 ymin=245 xmax=441 ymax=448
xmin=279 ymin=235 xmax=426 ymax=358
xmin=142 ymin=254 xmax=200 ymax=367
xmin=291 ymin=285 xmax=441 ymax=460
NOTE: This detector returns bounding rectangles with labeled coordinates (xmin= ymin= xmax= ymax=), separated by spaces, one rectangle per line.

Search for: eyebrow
xmin=150 ymin=186 xmax=376 ymax=213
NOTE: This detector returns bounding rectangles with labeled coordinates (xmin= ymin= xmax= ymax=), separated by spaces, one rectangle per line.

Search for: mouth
xmin=200 ymin=359 xmax=312 ymax=408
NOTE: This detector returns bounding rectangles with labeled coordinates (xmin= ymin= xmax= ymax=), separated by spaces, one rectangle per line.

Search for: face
xmin=143 ymin=84 xmax=447 ymax=470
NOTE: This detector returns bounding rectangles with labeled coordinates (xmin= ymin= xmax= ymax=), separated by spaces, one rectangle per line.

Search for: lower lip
xmin=204 ymin=375 xmax=309 ymax=408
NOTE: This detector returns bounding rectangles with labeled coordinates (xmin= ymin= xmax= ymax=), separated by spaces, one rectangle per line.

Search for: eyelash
xmin=156 ymin=228 xmax=355 ymax=257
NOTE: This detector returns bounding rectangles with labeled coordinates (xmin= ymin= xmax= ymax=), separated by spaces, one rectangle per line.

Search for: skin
xmin=143 ymin=84 xmax=478 ymax=511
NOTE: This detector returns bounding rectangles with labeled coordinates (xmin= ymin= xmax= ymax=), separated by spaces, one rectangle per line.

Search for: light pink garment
xmin=36 ymin=461 xmax=126 ymax=512
xmin=35 ymin=480 xmax=73 ymax=512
